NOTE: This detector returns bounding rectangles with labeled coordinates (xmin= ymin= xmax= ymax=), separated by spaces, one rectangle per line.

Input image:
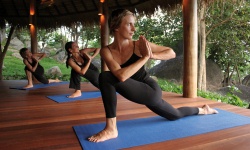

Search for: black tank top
xmin=120 ymin=53 xmax=149 ymax=81
xmin=71 ymin=55 xmax=87 ymax=67
xmin=71 ymin=54 xmax=97 ymax=70
xmin=26 ymin=59 xmax=44 ymax=75
xmin=108 ymin=42 xmax=149 ymax=81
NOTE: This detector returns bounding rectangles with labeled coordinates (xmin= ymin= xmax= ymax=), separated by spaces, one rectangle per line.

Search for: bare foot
xmin=49 ymin=78 xmax=61 ymax=83
xmin=202 ymin=104 xmax=218 ymax=114
xmin=67 ymin=90 xmax=81 ymax=98
xmin=23 ymin=84 xmax=33 ymax=88
xmin=88 ymin=128 xmax=118 ymax=142
xmin=55 ymin=78 xmax=61 ymax=82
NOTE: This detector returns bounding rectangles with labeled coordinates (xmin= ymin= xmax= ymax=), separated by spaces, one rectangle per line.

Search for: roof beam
xmin=11 ymin=0 xmax=20 ymax=16
xmin=71 ymin=1 xmax=79 ymax=13
xmin=22 ymin=0 xmax=29 ymax=15
xmin=53 ymin=4 xmax=62 ymax=15
xmin=91 ymin=0 xmax=98 ymax=10
xmin=79 ymin=0 xmax=88 ymax=10
xmin=62 ymin=2 xmax=70 ymax=14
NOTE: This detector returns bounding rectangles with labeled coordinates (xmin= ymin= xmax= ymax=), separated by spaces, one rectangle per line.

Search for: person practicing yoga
xmin=19 ymin=48 xmax=60 ymax=89
xmin=65 ymin=41 xmax=100 ymax=98
xmin=88 ymin=9 xmax=218 ymax=142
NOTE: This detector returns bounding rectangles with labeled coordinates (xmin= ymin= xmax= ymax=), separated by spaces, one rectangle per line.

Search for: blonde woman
xmin=88 ymin=9 xmax=218 ymax=142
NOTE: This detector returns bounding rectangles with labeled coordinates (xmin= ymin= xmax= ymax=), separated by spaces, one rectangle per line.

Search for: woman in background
xmin=65 ymin=42 xmax=100 ymax=98
xmin=19 ymin=48 xmax=60 ymax=88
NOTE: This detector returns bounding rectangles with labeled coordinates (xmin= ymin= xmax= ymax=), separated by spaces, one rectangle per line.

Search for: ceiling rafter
xmin=71 ymin=1 xmax=79 ymax=13
xmin=22 ymin=0 xmax=29 ymax=16
xmin=0 ymin=0 xmax=182 ymax=29
xmin=46 ymin=5 xmax=55 ymax=17
xmin=79 ymin=0 xmax=88 ymax=10
xmin=11 ymin=0 xmax=20 ymax=16
xmin=91 ymin=0 xmax=98 ymax=10
xmin=62 ymin=2 xmax=70 ymax=15
xmin=53 ymin=4 xmax=62 ymax=15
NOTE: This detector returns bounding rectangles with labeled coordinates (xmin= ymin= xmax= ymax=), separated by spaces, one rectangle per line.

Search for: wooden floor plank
xmin=0 ymin=80 xmax=249 ymax=150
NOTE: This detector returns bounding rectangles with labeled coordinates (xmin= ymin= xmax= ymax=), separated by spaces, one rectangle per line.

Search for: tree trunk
xmin=198 ymin=0 xmax=207 ymax=91
xmin=0 ymin=25 xmax=16 ymax=80
xmin=235 ymin=65 xmax=241 ymax=84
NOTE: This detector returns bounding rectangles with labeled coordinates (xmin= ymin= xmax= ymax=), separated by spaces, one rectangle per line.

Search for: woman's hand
xmin=139 ymin=35 xmax=152 ymax=59
xmin=32 ymin=56 xmax=39 ymax=63
xmin=82 ymin=52 xmax=92 ymax=62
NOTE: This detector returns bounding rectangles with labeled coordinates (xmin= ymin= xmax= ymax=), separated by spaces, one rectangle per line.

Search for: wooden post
xmin=183 ymin=0 xmax=198 ymax=98
xmin=99 ymin=0 xmax=109 ymax=71
xmin=30 ymin=0 xmax=38 ymax=53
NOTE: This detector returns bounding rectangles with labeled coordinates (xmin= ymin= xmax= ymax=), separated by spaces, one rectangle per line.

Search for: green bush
xmin=157 ymin=79 xmax=249 ymax=108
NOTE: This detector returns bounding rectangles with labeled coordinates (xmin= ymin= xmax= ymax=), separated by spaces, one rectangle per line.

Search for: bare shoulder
xmin=67 ymin=57 xmax=75 ymax=66
xmin=100 ymin=46 xmax=110 ymax=57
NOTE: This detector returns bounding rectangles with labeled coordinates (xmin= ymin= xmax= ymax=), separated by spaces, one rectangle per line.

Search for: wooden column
xmin=30 ymin=0 xmax=38 ymax=53
xmin=99 ymin=0 xmax=109 ymax=71
xmin=183 ymin=0 xmax=198 ymax=98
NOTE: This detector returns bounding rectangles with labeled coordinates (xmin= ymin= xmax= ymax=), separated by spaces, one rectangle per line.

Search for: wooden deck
xmin=0 ymin=80 xmax=249 ymax=150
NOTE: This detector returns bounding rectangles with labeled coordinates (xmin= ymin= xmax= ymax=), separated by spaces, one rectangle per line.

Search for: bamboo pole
xmin=99 ymin=0 xmax=109 ymax=71
xmin=30 ymin=0 xmax=38 ymax=53
xmin=183 ymin=0 xmax=198 ymax=98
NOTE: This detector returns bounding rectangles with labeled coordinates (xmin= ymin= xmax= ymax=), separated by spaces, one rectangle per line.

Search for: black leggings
xmin=69 ymin=64 xmax=100 ymax=90
xmin=99 ymin=71 xmax=199 ymax=120
xmin=25 ymin=65 xmax=49 ymax=84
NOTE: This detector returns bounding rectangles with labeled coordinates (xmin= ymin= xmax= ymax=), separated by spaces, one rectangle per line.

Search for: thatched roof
xmin=0 ymin=0 xmax=182 ymax=29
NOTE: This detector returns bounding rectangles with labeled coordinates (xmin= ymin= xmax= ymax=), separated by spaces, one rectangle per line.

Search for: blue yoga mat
xmin=73 ymin=109 xmax=250 ymax=150
xmin=9 ymin=81 xmax=69 ymax=90
xmin=47 ymin=91 xmax=102 ymax=103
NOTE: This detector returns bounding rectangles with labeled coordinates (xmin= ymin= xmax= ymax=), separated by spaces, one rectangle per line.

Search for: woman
xmin=65 ymin=42 xmax=100 ymax=98
xmin=88 ymin=9 xmax=218 ymax=142
xmin=19 ymin=48 xmax=60 ymax=88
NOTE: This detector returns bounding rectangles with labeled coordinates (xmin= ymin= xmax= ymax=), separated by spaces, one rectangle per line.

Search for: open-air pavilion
xmin=0 ymin=0 xmax=249 ymax=149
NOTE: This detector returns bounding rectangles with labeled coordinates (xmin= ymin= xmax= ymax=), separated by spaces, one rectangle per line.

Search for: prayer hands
xmin=139 ymin=35 xmax=152 ymax=59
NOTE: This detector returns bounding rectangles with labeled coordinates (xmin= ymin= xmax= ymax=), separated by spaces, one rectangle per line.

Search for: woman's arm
xmin=102 ymin=36 xmax=175 ymax=82
xmin=68 ymin=53 xmax=92 ymax=75
xmin=135 ymin=36 xmax=176 ymax=60
xmin=80 ymin=48 xmax=100 ymax=59
xmin=101 ymin=41 xmax=149 ymax=82
xmin=32 ymin=53 xmax=46 ymax=61
xmin=23 ymin=59 xmax=38 ymax=72
xmin=149 ymin=42 xmax=176 ymax=60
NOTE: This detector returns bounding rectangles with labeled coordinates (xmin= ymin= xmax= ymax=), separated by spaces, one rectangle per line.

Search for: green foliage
xmin=157 ymin=79 xmax=183 ymax=94
xmin=3 ymin=52 xmax=25 ymax=79
xmin=206 ymin=0 xmax=250 ymax=81
xmin=134 ymin=8 xmax=183 ymax=49
xmin=157 ymin=78 xmax=248 ymax=108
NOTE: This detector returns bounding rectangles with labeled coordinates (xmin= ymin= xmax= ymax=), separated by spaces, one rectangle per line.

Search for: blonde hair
xmin=109 ymin=9 xmax=134 ymax=35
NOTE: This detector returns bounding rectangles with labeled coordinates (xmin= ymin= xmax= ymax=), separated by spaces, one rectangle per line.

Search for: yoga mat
xmin=9 ymin=81 xmax=69 ymax=90
xmin=47 ymin=91 xmax=102 ymax=103
xmin=73 ymin=109 xmax=250 ymax=150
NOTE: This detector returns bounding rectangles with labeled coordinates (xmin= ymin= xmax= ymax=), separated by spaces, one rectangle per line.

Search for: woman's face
xmin=24 ymin=50 xmax=32 ymax=58
xmin=70 ymin=42 xmax=79 ymax=53
xmin=116 ymin=14 xmax=136 ymax=39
